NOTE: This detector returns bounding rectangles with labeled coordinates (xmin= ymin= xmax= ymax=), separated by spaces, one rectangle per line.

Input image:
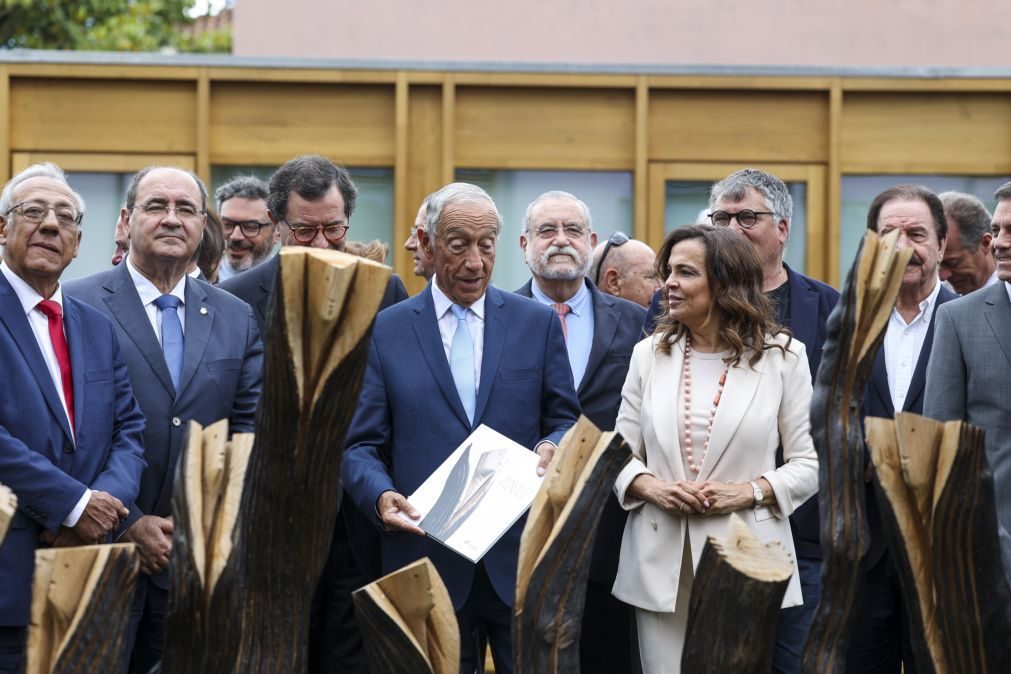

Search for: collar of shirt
xmin=431 ymin=277 xmax=486 ymax=321
xmin=188 ymin=267 xmax=202 ymax=279
xmin=126 ymin=256 xmax=187 ymax=308
xmin=1006 ymin=280 xmax=1011 ymax=305
xmin=890 ymin=277 xmax=942 ymax=328
xmin=0 ymin=261 xmax=63 ymax=315
xmin=529 ymin=278 xmax=589 ymax=316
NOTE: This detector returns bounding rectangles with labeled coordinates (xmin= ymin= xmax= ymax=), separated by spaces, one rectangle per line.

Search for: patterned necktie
xmin=449 ymin=304 xmax=476 ymax=424
xmin=551 ymin=302 xmax=572 ymax=341
xmin=36 ymin=300 xmax=75 ymax=433
xmin=153 ymin=294 xmax=184 ymax=391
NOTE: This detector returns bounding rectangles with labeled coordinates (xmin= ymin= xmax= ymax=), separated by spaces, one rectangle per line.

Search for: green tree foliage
xmin=0 ymin=0 xmax=231 ymax=52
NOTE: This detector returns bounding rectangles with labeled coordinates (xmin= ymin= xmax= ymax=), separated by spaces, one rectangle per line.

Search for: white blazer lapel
xmin=697 ymin=355 xmax=763 ymax=481
xmin=648 ymin=339 xmax=688 ymax=482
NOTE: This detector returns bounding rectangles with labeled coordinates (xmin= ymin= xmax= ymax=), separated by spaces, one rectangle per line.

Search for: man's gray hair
xmin=215 ymin=175 xmax=269 ymax=212
xmin=709 ymin=168 xmax=793 ymax=223
xmin=522 ymin=190 xmax=593 ymax=234
xmin=994 ymin=181 xmax=1011 ymax=204
xmin=423 ymin=182 xmax=503 ymax=243
xmin=0 ymin=162 xmax=86 ymax=219
xmin=939 ymin=191 xmax=992 ymax=251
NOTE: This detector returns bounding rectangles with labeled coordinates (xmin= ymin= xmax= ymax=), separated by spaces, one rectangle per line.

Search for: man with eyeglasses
xmin=215 ymin=175 xmax=274 ymax=282
xmin=404 ymin=196 xmax=435 ymax=280
xmin=0 ymin=163 xmax=146 ymax=674
xmin=221 ymin=154 xmax=407 ymax=674
xmin=515 ymin=190 xmax=645 ymax=674
xmin=591 ymin=232 xmax=660 ymax=308
xmin=64 ymin=166 xmax=264 ymax=673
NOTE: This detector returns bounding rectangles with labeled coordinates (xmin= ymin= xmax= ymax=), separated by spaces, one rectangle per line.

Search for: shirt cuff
xmin=62 ymin=489 xmax=92 ymax=528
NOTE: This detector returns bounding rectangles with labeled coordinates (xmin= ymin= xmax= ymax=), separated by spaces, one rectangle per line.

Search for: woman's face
xmin=665 ymin=238 xmax=713 ymax=331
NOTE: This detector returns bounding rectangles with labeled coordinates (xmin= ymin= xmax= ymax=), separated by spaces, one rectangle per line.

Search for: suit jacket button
xmin=63 ymin=440 xmax=74 ymax=454
xmin=172 ymin=417 xmax=182 ymax=427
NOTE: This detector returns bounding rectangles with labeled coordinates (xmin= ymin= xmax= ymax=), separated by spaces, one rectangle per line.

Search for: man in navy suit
xmin=0 ymin=163 xmax=146 ymax=673
xmin=853 ymin=185 xmax=956 ymax=674
xmin=342 ymin=182 xmax=581 ymax=674
xmin=643 ymin=168 xmax=839 ymax=672
xmin=65 ymin=166 xmax=263 ymax=674
xmin=515 ymin=190 xmax=645 ymax=674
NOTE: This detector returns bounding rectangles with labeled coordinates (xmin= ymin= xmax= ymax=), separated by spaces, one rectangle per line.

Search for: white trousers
xmin=634 ymin=538 xmax=694 ymax=674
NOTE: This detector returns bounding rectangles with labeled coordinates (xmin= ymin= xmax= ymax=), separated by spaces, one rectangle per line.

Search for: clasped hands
xmin=39 ymin=490 xmax=128 ymax=548
xmin=630 ymin=474 xmax=755 ymax=517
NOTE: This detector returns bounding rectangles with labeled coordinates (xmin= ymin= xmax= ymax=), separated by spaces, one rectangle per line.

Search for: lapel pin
xmin=200 ymin=307 xmax=208 ymax=315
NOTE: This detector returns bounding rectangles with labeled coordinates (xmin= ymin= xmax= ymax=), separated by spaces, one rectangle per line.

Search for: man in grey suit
xmin=925 ymin=179 xmax=1011 ymax=547
xmin=65 ymin=166 xmax=263 ymax=673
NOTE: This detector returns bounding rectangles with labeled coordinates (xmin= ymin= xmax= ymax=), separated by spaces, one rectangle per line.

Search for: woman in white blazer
xmin=612 ymin=225 xmax=819 ymax=674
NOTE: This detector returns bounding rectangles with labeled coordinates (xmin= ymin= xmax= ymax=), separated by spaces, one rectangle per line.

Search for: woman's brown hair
xmin=652 ymin=224 xmax=790 ymax=367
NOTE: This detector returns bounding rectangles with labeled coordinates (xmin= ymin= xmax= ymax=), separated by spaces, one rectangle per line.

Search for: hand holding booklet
xmin=399 ymin=424 xmax=544 ymax=563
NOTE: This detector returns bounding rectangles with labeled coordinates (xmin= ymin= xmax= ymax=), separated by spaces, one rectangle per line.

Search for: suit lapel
xmin=411 ymin=288 xmax=472 ymax=429
xmin=698 ymin=357 xmax=762 ymax=481
xmin=178 ymin=278 xmax=212 ymax=398
xmin=103 ymin=262 xmax=176 ymax=397
xmin=475 ymin=287 xmax=506 ymax=424
xmin=870 ymin=347 xmax=894 ymax=417
xmin=787 ymin=267 xmax=818 ymax=351
xmin=983 ymin=282 xmax=1011 ymax=369
xmin=256 ymin=257 xmax=278 ymax=329
xmin=0 ymin=275 xmax=73 ymax=442
xmin=650 ymin=339 xmax=686 ymax=482
xmin=579 ymin=283 xmax=617 ymax=396
xmin=902 ymin=287 xmax=956 ymax=412
xmin=63 ymin=298 xmax=86 ymax=439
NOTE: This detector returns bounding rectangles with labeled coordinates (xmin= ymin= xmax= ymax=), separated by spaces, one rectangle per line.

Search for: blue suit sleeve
xmin=539 ymin=310 xmax=581 ymax=446
xmin=0 ymin=427 xmax=87 ymax=531
xmin=228 ymin=305 xmax=264 ymax=434
xmin=342 ymin=335 xmax=397 ymax=522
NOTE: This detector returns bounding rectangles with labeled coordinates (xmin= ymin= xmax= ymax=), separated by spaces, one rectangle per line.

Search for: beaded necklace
xmin=681 ymin=333 xmax=729 ymax=475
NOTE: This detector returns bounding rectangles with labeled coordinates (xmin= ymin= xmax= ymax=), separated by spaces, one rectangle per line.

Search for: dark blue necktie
xmin=153 ymin=294 xmax=184 ymax=391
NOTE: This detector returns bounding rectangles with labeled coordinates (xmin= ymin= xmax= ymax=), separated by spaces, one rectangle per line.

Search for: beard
xmin=526 ymin=243 xmax=592 ymax=281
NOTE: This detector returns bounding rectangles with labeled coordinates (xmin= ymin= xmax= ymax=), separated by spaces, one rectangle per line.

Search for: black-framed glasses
xmin=6 ymin=201 xmax=82 ymax=229
xmin=595 ymin=231 xmax=629 ymax=285
xmin=222 ymin=218 xmax=272 ymax=238
xmin=134 ymin=202 xmax=205 ymax=221
xmin=283 ymin=219 xmax=349 ymax=245
xmin=708 ymin=209 xmax=774 ymax=229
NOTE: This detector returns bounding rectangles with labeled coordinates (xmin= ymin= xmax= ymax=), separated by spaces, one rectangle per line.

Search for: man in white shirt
xmin=938 ymin=191 xmax=999 ymax=295
xmin=855 ymin=184 xmax=957 ymax=674
xmin=0 ymin=163 xmax=146 ymax=674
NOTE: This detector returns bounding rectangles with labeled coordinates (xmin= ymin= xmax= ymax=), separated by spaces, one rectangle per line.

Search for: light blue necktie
xmin=154 ymin=294 xmax=184 ymax=391
xmin=449 ymin=304 xmax=476 ymax=424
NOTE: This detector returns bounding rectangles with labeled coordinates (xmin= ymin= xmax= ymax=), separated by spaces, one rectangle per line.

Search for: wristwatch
xmin=749 ymin=481 xmax=764 ymax=507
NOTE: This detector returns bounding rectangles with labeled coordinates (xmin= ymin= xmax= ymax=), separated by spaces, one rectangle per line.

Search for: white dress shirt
xmin=0 ymin=262 xmax=89 ymax=526
xmin=984 ymin=270 xmax=1000 ymax=289
xmin=884 ymin=279 xmax=942 ymax=412
xmin=126 ymin=256 xmax=187 ymax=342
xmin=431 ymin=279 xmax=484 ymax=392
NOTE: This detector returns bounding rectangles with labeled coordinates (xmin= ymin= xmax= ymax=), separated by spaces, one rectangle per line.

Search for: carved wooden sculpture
xmin=0 ymin=482 xmax=15 ymax=549
xmin=25 ymin=543 xmax=139 ymax=674
xmin=866 ymin=413 xmax=1011 ymax=674
xmin=161 ymin=248 xmax=391 ymax=673
xmin=681 ymin=514 xmax=794 ymax=673
xmin=801 ymin=229 xmax=910 ymax=674
xmin=352 ymin=557 xmax=459 ymax=674
xmin=513 ymin=416 xmax=632 ymax=674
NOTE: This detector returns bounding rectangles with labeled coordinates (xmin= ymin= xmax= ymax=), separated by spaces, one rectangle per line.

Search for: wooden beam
xmin=441 ymin=76 xmax=455 ymax=185
xmin=827 ymin=82 xmax=843 ymax=287
xmin=196 ymin=69 xmax=211 ymax=188
xmin=393 ymin=72 xmax=409 ymax=280
xmin=633 ymin=77 xmax=648 ymax=242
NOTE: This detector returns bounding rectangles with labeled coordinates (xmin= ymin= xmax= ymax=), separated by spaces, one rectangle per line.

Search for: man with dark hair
xmin=215 ymin=175 xmax=273 ymax=282
xmin=937 ymin=190 xmax=998 ymax=295
xmin=516 ymin=190 xmax=645 ymax=674
xmin=925 ymin=181 xmax=1011 ymax=573
xmin=856 ymin=184 xmax=957 ymax=674
xmin=65 ymin=166 xmax=263 ymax=673
xmin=0 ymin=163 xmax=146 ymax=673
xmin=220 ymin=154 xmax=407 ymax=674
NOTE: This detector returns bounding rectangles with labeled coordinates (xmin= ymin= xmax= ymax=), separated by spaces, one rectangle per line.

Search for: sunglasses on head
xmin=595 ymin=231 xmax=630 ymax=285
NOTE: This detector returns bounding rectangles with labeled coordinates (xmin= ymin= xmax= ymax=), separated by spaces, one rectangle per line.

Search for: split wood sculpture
xmin=161 ymin=248 xmax=391 ymax=673
xmin=513 ymin=416 xmax=632 ymax=674
xmin=25 ymin=543 xmax=139 ymax=674
xmin=866 ymin=413 xmax=1011 ymax=674
xmin=681 ymin=514 xmax=795 ymax=673
xmin=0 ymin=482 xmax=15 ymax=549
xmin=801 ymin=229 xmax=910 ymax=674
xmin=352 ymin=557 xmax=459 ymax=674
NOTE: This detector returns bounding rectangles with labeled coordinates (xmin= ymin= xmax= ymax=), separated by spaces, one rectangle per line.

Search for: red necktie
xmin=36 ymin=300 xmax=75 ymax=434
xmin=551 ymin=303 xmax=572 ymax=341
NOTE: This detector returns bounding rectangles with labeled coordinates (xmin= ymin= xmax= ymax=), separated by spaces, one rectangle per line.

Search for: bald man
xmin=591 ymin=235 xmax=660 ymax=308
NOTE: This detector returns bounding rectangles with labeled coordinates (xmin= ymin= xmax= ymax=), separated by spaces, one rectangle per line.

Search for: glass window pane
xmin=454 ymin=169 xmax=633 ymax=292
xmin=64 ymin=172 xmax=132 ymax=281
xmin=840 ymin=175 xmax=1011 ymax=274
xmin=664 ymin=180 xmax=808 ymax=275
xmin=211 ymin=165 xmax=394 ymax=264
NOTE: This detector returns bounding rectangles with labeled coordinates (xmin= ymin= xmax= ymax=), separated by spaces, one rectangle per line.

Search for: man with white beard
xmin=515 ymin=190 xmax=645 ymax=674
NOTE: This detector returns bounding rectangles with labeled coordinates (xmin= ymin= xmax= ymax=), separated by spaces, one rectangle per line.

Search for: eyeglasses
xmin=134 ymin=202 xmax=205 ymax=221
xmin=708 ymin=209 xmax=774 ymax=229
xmin=6 ymin=201 xmax=82 ymax=229
xmin=222 ymin=218 xmax=272 ymax=238
xmin=533 ymin=223 xmax=589 ymax=240
xmin=595 ymin=231 xmax=629 ymax=285
xmin=283 ymin=219 xmax=349 ymax=245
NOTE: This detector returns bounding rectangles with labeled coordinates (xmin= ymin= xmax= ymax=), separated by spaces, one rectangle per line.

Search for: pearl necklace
xmin=682 ymin=334 xmax=729 ymax=475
